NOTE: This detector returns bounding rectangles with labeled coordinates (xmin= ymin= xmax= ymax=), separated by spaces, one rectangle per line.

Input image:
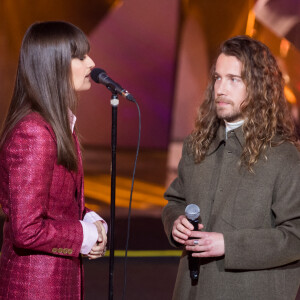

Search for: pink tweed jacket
xmin=0 ymin=112 xmax=90 ymax=299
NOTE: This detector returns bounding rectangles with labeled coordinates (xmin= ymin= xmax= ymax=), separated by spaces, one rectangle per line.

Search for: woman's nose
xmin=86 ymin=55 xmax=95 ymax=69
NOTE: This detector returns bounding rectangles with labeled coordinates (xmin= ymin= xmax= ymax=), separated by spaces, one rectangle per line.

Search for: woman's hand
xmin=87 ymin=221 xmax=107 ymax=259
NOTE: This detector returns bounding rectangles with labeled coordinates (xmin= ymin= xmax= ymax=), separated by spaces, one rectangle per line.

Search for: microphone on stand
xmin=185 ymin=204 xmax=200 ymax=283
xmin=90 ymin=68 xmax=136 ymax=102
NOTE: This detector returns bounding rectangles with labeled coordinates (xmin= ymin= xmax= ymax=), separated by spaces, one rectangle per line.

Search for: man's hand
xmin=88 ymin=221 xmax=107 ymax=260
xmin=172 ymin=215 xmax=204 ymax=244
xmin=185 ymin=231 xmax=225 ymax=257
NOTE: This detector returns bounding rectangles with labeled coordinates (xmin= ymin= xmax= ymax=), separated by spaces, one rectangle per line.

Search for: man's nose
xmin=216 ymin=79 xmax=227 ymax=97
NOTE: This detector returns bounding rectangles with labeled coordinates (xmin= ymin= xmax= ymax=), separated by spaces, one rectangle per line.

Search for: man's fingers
xmin=198 ymin=224 xmax=204 ymax=230
xmin=174 ymin=223 xmax=191 ymax=238
xmin=181 ymin=217 xmax=194 ymax=231
xmin=172 ymin=215 xmax=198 ymax=244
xmin=184 ymin=232 xmax=225 ymax=257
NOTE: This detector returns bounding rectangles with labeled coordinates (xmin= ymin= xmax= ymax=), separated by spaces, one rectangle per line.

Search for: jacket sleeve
xmin=162 ymin=143 xmax=188 ymax=247
xmin=6 ymin=120 xmax=83 ymax=257
xmin=223 ymin=161 xmax=300 ymax=270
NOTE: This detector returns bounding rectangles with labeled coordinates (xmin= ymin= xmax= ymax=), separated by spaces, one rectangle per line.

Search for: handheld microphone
xmin=90 ymin=68 xmax=135 ymax=102
xmin=185 ymin=204 xmax=200 ymax=231
xmin=185 ymin=204 xmax=200 ymax=282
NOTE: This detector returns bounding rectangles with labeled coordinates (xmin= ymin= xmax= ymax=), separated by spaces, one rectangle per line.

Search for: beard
xmin=215 ymin=97 xmax=242 ymax=122
xmin=216 ymin=108 xmax=242 ymax=122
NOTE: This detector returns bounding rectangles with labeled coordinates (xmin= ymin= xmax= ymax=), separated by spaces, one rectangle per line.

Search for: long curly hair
xmin=188 ymin=35 xmax=298 ymax=170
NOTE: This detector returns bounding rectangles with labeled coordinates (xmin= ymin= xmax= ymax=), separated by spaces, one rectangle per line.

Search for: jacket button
xmin=68 ymin=249 xmax=73 ymax=255
xmin=52 ymin=248 xmax=58 ymax=254
xmin=58 ymin=248 xmax=63 ymax=254
xmin=63 ymin=248 xmax=68 ymax=254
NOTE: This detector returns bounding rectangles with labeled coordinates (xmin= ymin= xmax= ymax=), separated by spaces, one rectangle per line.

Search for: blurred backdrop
xmin=0 ymin=0 xmax=300 ymax=298
xmin=0 ymin=0 xmax=299 ymax=183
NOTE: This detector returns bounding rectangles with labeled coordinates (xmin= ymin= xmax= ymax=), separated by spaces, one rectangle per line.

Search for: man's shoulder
xmin=272 ymin=140 xmax=299 ymax=155
xmin=182 ymin=135 xmax=195 ymax=159
xmin=269 ymin=141 xmax=300 ymax=165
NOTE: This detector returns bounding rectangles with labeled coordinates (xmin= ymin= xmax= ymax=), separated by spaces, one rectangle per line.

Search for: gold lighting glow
xmin=84 ymin=174 xmax=166 ymax=210
xmin=245 ymin=9 xmax=256 ymax=37
xmin=284 ymin=86 xmax=297 ymax=104
xmin=280 ymin=39 xmax=291 ymax=58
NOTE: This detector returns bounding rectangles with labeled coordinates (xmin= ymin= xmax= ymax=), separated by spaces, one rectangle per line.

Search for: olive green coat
xmin=162 ymin=124 xmax=300 ymax=300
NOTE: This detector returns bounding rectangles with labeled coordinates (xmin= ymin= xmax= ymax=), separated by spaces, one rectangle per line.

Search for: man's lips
xmin=216 ymin=101 xmax=230 ymax=106
xmin=215 ymin=98 xmax=233 ymax=106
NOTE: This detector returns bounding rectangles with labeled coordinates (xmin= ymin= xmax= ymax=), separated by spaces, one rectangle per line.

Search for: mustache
xmin=215 ymin=96 xmax=234 ymax=105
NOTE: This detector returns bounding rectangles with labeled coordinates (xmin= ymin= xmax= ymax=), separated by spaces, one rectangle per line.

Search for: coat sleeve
xmin=6 ymin=119 xmax=83 ymax=257
xmin=223 ymin=161 xmax=300 ymax=270
xmin=162 ymin=143 xmax=188 ymax=247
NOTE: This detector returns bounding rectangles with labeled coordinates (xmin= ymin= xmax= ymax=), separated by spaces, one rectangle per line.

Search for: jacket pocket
xmin=220 ymin=184 xmax=272 ymax=229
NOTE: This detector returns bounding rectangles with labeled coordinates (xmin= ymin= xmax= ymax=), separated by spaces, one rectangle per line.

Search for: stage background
xmin=0 ymin=0 xmax=299 ymax=299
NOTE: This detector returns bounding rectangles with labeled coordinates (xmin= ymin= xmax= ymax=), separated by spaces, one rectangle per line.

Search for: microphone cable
xmin=122 ymin=99 xmax=141 ymax=300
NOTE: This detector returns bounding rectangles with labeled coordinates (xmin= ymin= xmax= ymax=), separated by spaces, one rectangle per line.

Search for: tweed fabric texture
xmin=0 ymin=112 xmax=89 ymax=299
xmin=162 ymin=124 xmax=300 ymax=300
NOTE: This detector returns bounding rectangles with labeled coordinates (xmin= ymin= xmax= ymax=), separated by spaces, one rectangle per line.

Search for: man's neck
xmin=224 ymin=119 xmax=244 ymax=132
xmin=224 ymin=120 xmax=244 ymax=139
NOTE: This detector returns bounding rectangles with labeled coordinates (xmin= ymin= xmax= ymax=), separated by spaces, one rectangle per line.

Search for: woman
xmin=0 ymin=21 xmax=107 ymax=299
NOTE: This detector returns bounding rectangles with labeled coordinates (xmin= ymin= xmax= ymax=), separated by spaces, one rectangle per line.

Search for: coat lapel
xmin=72 ymin=132 xmax=85 ymax=219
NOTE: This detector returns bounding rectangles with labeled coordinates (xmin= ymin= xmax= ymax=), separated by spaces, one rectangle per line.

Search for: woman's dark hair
xmin=0 ymin=21 xmax=90 ymax=170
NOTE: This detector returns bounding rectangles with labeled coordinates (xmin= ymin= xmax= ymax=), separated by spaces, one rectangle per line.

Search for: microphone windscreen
xmin=185 ymin=204 xmax=200 ymax=221
xmin=90 ymin=68 xmax=106 ymax=83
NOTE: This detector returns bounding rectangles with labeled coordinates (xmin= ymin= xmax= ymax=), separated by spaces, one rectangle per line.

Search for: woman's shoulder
xmin=14 ymin=112 xmax=54 ymax=137
xmin=5 ymin=112 xmax=56 ymax=149
xmin=17 ymin=111 xmax=48 ymax=127
xmin=0 ymin=112 xmax=57 ymax=161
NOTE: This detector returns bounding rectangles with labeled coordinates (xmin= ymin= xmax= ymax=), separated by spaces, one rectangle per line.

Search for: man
xmin=162 ymin=35 xmax=300 ymax=300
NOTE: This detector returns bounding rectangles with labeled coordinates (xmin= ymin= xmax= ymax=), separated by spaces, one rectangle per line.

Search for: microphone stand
xmin=109 ymin=92 xmax=119 ymax=300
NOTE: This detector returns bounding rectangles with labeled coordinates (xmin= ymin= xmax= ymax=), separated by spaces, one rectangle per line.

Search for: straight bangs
xmin=19 ymin=21 xmax=91 ymax=113
xmin=5 ymin=21 xmax=91 ymax=170
xmin=70 ymin=31 xmax=90 ymax=59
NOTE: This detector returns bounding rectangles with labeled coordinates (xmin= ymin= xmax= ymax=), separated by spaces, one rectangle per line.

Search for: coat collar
xmin=232 ymin=124 xmax=245 ymax=148
xmin=207 ymin=121 xmax=245 ymax=155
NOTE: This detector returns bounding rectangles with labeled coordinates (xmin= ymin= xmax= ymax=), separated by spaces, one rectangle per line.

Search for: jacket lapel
xmin=72 ymin=132 xmax=85 ymax=219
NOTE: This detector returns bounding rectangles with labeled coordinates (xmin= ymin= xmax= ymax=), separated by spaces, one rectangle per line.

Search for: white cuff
xmin=79 ymin=221 xmax=98 ymax=255
xmin=83 ymin=211 xmax=108 ymax=233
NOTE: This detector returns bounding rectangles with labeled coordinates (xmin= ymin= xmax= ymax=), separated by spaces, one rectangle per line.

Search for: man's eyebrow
xmin=214 ymin=72 xmax=242 ymax=78
xmin=227 ymin=73 xmax=242 ymax=78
